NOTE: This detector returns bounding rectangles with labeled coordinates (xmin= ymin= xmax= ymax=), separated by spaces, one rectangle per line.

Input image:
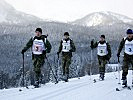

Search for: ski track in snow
xmin=32 ymin=82 xmax=90 ymax=100
xmin=0 ymin=71 xmax=133 ymax=100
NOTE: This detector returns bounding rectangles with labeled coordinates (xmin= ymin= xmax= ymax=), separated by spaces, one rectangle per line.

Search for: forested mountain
xmin=0 ymin=0 xmax=133 ymax=89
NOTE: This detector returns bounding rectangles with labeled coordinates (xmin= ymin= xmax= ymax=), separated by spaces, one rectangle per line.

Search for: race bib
xmin=97 ymin=43 xmax=108 ymax=56
xmin=32 ymin=39 xmax=45 ymax=55
xmin=125 ymin=40 xmax=133 ymax=55
xmin=62 ymin=40 xmax=70 ymax=52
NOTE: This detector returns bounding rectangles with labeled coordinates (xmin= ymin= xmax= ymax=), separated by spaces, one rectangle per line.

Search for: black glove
xmin=42 ymin=50 xmax=46 ymax=55
xmin=57 ymin=52 xmax=60 ymax=55
xmin=117 ymin=53 xmax=120 ymax=58
xmin=21 ymin=49 xmax=26 ymax=54
xmin=69 ymin=49 xmax=73 ymax=52
xmin=90 ymin=40 xmax=94 ymax=49
xmin=105 ymin=55 xmax=110 ymax=61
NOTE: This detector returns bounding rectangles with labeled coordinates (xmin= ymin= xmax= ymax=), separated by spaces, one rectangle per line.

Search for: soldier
xmin=91 ymin=35 xmax=111 ymax=80
xmin=21 ymin=28 xmax=51 ymax=87
xmin=117 ymin=29 xmax=133 ymax=86
xmin=57 ymin=32 xmax=76 ymax=82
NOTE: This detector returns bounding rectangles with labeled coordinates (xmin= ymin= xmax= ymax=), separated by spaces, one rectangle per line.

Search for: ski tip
xmin=55 ymin=82 xmax=58 ymax=84
xmin=93 ymin=79 xmax=96 ymax=83
xmin=127 ymin=86 xmax=131 ymax=90
xmin=19 ymin=89 xmax=22 ymax=92
xmin=116 ymin=88 xmax=120 ymax=91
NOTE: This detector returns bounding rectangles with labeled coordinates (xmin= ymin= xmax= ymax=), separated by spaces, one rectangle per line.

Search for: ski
xmin=116 ymin=86 xmax=131 ymax=91
xmin=18 ymin=85 xmax=42 ymax=91
xmin=93 ymin=79 xmax=104 ymax=83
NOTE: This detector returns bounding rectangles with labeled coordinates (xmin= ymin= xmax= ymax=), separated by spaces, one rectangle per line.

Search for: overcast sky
xmin=5 ymin=0 xmax=133 ymax=22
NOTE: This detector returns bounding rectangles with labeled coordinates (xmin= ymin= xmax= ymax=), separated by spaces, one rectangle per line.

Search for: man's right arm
xmin=117 ymin=38 xmax=125 ymax=56
xmin=22 ymin=38 xmax=33 ymax=53
xmin=57 ymin=40 xmax=63 ymax=54
xmin=91 ymin=40 xmax=98 ymax=49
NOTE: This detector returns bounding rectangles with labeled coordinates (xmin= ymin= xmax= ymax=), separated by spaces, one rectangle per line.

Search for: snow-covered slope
xmin=71 ymin=11 xmax=133 ymax=27
xmin=0 ymin=70 xmax=133 ymax=100
xmin=0 ymin=0 xmax=42 ymax=24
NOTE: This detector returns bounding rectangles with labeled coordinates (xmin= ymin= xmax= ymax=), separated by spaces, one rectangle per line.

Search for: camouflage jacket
xmin=22 ymin=35 xmax=52 ymax=54
xmin=58 ymin=38 xmax=76 ymax=57
xmin=117 ymin=37 xmax=133 ymax=55
xmin=92 ymin=40 xmax=111 ymax=59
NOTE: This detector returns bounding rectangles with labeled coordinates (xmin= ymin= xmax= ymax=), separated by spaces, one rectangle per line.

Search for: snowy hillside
xmin=0 ymin=70 xmax=133 ymax=100
xmin=71 ymin=11 xmax=133 ymax=27
xmin=0 ymin=0 xmax=42 ymax=24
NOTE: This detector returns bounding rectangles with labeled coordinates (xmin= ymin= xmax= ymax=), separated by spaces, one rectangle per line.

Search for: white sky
xmin=5 ymin=0 xmax=133 ymax=22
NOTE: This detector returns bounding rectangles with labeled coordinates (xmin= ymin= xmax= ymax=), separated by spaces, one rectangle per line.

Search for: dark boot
xmin=62 ymin=74 xmax=69 ymax=82
xmin=34 ymin=81 xmax=39 ymax=88
xmin=122 ymin=79 xmax=127 ymax=86
xmin=99 ymin=73 xmax=104 ymax=80
xmin=121 ymin=75 xmax=127 ymax=86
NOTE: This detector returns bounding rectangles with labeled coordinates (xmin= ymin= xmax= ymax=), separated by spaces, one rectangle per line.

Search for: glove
xmin=105 ymin=55 xmax=110 ymax=61
xmin=91 ymin=40 xmax=94 ymax=45
xmin=90 ymin=40 xmax=94 ymax=49
xmin=117 ymin=53 xmax=120 ymax=58
xmin=57 ymin=52 xmax=59 ymax=55
xmin=69 ymin=49 xmax=73 ymax=52
xmin=42 ymin=50 xmax=46 ymax=55
xmin=21 ymin=49 xmax=26 ymax=54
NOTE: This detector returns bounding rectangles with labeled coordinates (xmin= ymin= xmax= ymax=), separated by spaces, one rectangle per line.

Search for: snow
xmin=0 ymin=0 xmax=42 ymax=24
xmin=0 ymin=70 xmax=133 ymax=100
xmin=72 ymin=11 xmax=133 ymax=27
xmin=86 ymin=13 xmax=103 ymax=26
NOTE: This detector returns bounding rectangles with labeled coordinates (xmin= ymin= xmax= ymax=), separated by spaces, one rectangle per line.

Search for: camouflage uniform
xmin=117 ymin=37 xmax=133 ymax=81
xmin=57 ymin=37 xmax=76 ymax=81
xmin=22 ymin=35 xmax=51 ymax=83
xmin=91 ymin=40 xmax=111 ymax=79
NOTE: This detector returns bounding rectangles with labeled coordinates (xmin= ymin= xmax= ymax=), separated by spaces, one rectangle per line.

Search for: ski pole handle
xmin=22 ymin=53 xmax=25 ymax=87
xmin=23 ymin=53 xmax=24 ymax=60
xmin=58 ymin=54 xmax=59 ymax=59
xmin=118 ymin=57 xmax=120 ymax=63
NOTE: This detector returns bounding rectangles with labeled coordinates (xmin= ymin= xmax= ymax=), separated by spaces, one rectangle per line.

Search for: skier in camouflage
xmin=57 ymin=32 xmax=76 ymax=82
xmin=21 ymin=28 xmax=51 ymax=87
xmin=117 ymin=29 xmax=133 ymax=86
xmin=91 ymin=35 xmax=111 ymax=80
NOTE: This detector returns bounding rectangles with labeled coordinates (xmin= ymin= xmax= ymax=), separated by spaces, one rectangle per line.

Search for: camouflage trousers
xmin=32 ymin=54 xmax=45 ymax=81
xmin=98 ymin=56 xmax=107 ymax=75
xmin=62 ymin=55 xmax=71 ymax=77
xmin=122 ymin=53 xmax=133 ymax=80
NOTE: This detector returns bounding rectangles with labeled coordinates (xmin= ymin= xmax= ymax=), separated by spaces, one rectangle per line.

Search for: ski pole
xmin=113 ymin=72 xmax=118 ymax=79
xmin=57 ymin=54 xmax=60 ymax=76
xmin=22 ymin=54 xmax=25 ymax=87
xmin=57 ymin=54 xmax=62 ymax=80
xmin=118 ymin=57 xmax=121 ymax=84
xmin=132 ymin=69 xmax=133 ymax=87
xmin=46 ymin=56 xmax=58 ymax=84
xmin=77 ymin=65 xmax=80 ymax=79
xmin=90 ymin=48 xmax=93 ymax=80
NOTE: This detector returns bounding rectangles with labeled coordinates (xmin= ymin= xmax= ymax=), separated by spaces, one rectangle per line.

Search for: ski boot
xmin=122 ymin=79 xmax=127 ymax=87
xmin=99 ymin=73 xmax=104 ymax=81
xmin=121 ymin=75 xmax=127 ymax=87
xmin=62 ymin=74 xmax=69 ymax=82
xmin=64 ymin=78 xmax=68 ymax=82
xmin=34 ymin=81 xmax=39 ymax=88
xmin=132 ymin=79 xmax=133 ymax=87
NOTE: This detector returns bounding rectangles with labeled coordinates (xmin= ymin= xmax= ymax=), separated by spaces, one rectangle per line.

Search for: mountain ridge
xmin=71 ymin=11 xmax=133 ymax=27
xmin=0 ymin=0 xmax=43 ymax=24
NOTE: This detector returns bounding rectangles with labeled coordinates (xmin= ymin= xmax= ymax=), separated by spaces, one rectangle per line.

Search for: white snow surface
xmin=0 ymin=71 xmax=133 ymax=100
